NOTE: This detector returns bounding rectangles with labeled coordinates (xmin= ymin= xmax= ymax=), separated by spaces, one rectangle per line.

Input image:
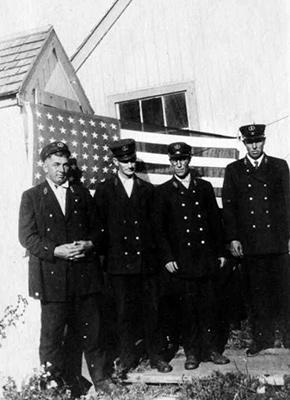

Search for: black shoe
xmin=208 ymin=351 xmax=230 ymax=365
xmin=184 ymin=355 xmax=199 ymax=370
xmin=111 ymin=358 xmax=128 ymax=382
xmin=150 ymin=360 xmax=173 ymax=373
xmin=246 ymin=343 xmax=263 ymax=357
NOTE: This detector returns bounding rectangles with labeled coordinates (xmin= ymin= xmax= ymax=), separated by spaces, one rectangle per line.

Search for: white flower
xmin=257 ymin=386 xmax=266 ymax=394
xmin=47 ymin=380 xmax=57 ymax=389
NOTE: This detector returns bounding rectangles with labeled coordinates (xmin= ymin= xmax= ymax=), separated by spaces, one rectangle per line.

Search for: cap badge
xmin=248 ymin=125 xmax=255 ymax=132
xmin=174 ymin=144 xmax=181 ymax=149
xmin=57 ymin=142 xmax=64 ymax=147
xmin=122 ymin=145 xmax=129 ymax=151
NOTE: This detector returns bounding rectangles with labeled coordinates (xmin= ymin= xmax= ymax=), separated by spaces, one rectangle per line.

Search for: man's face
xmin=170 ymin=157 xmax=191 ymax=178
xmin=244 ymin=138 xmax=265 ymax=160
xmin=114 ymin=156 xmax=136 ymax=178
xmin=43 ymin=154 xmax=69 ymax=185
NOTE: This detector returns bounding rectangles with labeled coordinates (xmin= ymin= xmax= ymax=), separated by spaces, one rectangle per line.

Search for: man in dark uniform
xmin=93 ymin=138 xmax=171 ymax=377
xmin=19 ymin=142 xmax=106 ymax=397
xmin=154 ymin=142 xmax=229 ymax=370
xmin=222 ymin=124 xmax=290 ymax=355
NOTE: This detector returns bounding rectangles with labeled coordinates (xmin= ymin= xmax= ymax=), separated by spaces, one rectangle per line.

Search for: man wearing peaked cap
xmin=167 ymin=142 xmax=192 ymax=158
xmin=154 ymin=141 xmax=229 ymax=370
xmin=222 ymin=123 xmax=290 ymax=356
xmin=19 ymin=141 xmax=108 ymax=397
xmin=109 ymin=138 xmax=136 ymax=161
xmin=94 ymin=137 xmax=172 ymax=378
xmin=40 ymin=141 xmax=71 ymax=162
xmin=239 ymin=124 xmax=266 ymax=141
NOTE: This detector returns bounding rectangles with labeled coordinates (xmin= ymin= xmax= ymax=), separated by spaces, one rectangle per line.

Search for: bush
xmin=0 ymin=295 xmax=28 ymax=348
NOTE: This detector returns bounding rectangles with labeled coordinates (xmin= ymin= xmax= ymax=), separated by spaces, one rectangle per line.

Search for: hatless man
xmin=222 ymin=124 xmax=290 ymax=355
xmin=154 ymin=142 xmax=229 ymax=370
xmin=19 ymin=142 xmax=106 ymax=397
xmin=93 ymin=138 xmax=171 ymax=378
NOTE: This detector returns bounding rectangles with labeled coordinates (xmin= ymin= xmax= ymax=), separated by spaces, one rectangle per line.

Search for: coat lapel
xmin=170 ymin=174 xmax=197 ymax=200
xmin=40 ymin=181 xmax=64 ymax=220
xmin=242 ymin=155 xmax=269 ymax=184
xmin=130 ymin=176 xmax=144 ymax=205
xmin=65 ymin=185 xmax=81 ymax=220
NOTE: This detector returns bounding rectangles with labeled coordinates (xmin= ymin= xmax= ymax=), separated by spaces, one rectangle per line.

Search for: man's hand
xmin=218 ymin=257 xmax=227 ymax=268
xmin=165 ymin=261 xmax=178 ymax=273
xmin=54 ymin=242 xmax=83 ymax=260
xmin=230 ymin=240 xmax=243 ymax=258
xmin=74 ymin=240 xmax=94 ymax=252
xmin=54 ymin=241 xmax=94 ymax=261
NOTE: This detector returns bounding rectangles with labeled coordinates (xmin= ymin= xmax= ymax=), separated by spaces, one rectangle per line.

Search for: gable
xmin=0 ymin=25 xmax=93 ymax=113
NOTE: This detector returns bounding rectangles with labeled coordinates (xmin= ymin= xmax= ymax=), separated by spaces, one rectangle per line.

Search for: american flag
xmin=120 ymin=127 xmax=239 ymax=207
xmin=32 ymin=104 xmax=120 ymax=189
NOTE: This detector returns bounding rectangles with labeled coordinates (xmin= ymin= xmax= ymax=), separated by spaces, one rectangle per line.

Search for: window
xmin=118 ymin=92 xmax=188 ymax=129
xmin=107 ymin=82 xmax=199 ymax=131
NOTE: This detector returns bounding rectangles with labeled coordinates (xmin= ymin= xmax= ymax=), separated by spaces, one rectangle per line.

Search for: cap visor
xmin=116 ymin=153 xmax=136 ymax=162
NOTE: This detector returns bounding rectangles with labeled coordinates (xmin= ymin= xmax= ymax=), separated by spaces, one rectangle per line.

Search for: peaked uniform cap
xmin=168 ymin=142 xmax=192 ymax=158
xmin=40 ymin=141 xmax=71 ymax=162
xmin=239 ymin=124 xmax=266 ymax=141
xmin=110 ymin=138 xmax=136 ymax=161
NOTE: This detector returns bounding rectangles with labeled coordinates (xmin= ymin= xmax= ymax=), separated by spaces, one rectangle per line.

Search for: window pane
xmin=142 ymin=97 xmax=164 ymax=126
xmin=165 ymin=93 xmax=188 ymax=128
xmin=119 ymin=101 xmax=141 ymax=123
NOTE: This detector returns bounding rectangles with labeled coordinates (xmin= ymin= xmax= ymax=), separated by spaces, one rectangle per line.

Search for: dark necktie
xmin=254 ymin=161 xmax=259 ymax=169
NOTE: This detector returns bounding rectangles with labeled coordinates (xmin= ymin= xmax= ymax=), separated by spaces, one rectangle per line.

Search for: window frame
xmin=107 ymin=81 xmax=199 ymax=131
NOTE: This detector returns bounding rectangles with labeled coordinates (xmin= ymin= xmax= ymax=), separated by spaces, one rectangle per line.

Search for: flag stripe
xmin=121 ymin=127 xmax=239 ymax=205
xmin=136 ymin=141 xmax=238 ymax=159
xmin=136 ymin=162 xmax=226 ymax=178
xmin=136 ymin=152 xmax=235 ymax=169
xmin=137 ymin=172 xmax=224 ymax=187
xmin=121 ymin=129 xmax=238 ymax=149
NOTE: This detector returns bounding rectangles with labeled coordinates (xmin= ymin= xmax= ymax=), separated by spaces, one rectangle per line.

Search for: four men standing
xmin=19 ymin=127 xmax=290 ymax=390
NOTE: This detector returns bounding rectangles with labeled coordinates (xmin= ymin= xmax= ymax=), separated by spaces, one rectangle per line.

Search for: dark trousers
xmin=243 ymin=254 xmax=290 ymax=348
xmin=40 ymin=293 xmax=104 ymax=394
xmin=160 ymin=274 xmax=219 ymax=360
xmin=109 ymin=274 xmax=162 ymax=369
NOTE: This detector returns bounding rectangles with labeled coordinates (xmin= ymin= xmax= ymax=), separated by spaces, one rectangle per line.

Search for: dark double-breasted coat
xmin=154 ymin=171 xmax=225 ymax=278
xmin=222 ymin=155 xmax=290 ymax=255
xmin=93 ymin=174 xmax=162 ymax=368
xmin=19 ymin=180 xmax=104 ymax=302
xmin=94 ymin=175 xmax=158 ymax=275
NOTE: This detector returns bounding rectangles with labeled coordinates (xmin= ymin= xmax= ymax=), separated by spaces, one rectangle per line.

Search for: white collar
xmin=175 ymin=173 xmax=191 ymax=183
xmin=118 ymin=171 xmax=134 ymax=185
xmin=46 ymin=178 xmax=69 ymax=189
xmin=246 ymin=153 xmax=264 ymax=167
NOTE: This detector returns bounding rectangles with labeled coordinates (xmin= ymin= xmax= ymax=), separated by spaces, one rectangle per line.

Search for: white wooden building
xmin=71 ymin=0 xmax=290 ymax=164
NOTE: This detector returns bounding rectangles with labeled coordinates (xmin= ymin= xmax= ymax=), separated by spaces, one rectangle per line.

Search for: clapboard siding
xmin=73 ymin=0 xmax=290 ymax=163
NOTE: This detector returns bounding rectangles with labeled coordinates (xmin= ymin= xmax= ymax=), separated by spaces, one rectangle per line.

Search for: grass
xmin=3 ymin=371 xmax=290 ymax=400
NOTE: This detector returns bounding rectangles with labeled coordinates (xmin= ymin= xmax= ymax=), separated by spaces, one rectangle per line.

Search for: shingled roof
xmin=0 ymin=25 xmax=52 ymax=97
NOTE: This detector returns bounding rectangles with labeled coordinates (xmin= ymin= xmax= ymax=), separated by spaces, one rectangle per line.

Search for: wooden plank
xmin=126 ymin=349 xmax=290 ymax=385
xmin=36 ymin=89 xmax=82 ymax=112
xmin=71 ymin=0 xmax=134 ymax=71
